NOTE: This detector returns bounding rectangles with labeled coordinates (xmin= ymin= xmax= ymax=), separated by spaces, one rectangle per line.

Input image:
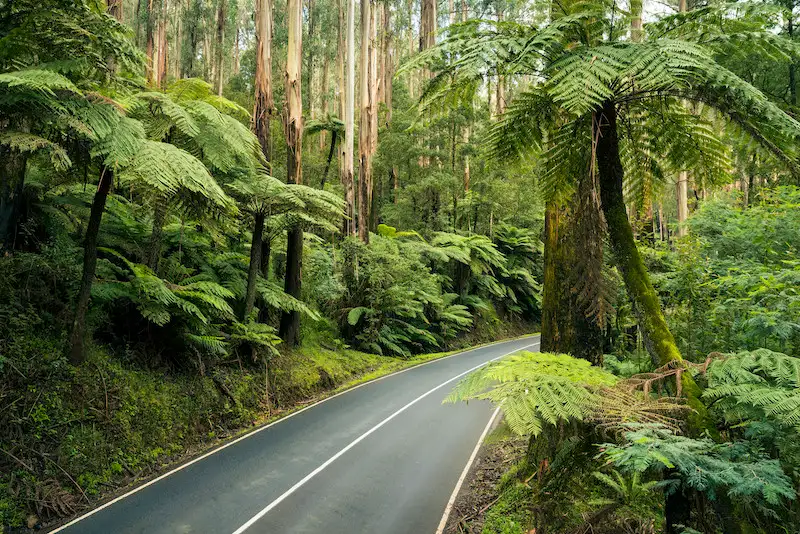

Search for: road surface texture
xmin=53 ymin=336 xmax=539 ymax=534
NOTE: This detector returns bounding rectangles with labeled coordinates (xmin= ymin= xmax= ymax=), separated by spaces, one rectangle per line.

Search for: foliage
xmin=601 ymin=425 xmax=795 ymax=508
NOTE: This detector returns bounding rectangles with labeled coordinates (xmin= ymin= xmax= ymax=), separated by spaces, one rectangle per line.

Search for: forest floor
xmin=442 ymin=422 xmax=529 ymax=534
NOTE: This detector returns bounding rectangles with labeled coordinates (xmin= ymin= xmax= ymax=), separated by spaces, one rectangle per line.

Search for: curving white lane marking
xmin=49 ymin=336 xmax=538 ymax=534
xmin=231 ymin=341 xmax=540 ymax=534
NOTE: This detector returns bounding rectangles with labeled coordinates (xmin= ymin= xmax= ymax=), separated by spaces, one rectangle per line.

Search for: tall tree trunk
xmin=321 ymin=131 xmax=338 ymax=188
xmin=233 ymin=26 xmax=241 ymax=75
xmin=306 ymin=0 xmax=317 ymax=119
xmin=279 ymin=0 xmax=304 ymax=345
xmin=407 ymin=0 xmax=416 ymax=97
xmin=242 ymin=212 xmax=265 ymax=320
xmin=146 ymin=199 xmax=168 ymax=270
xmin=342 ymin=0 xmax=356 ymax=236
xmin=174 ymin=10 xmax=182 ymax=79
xmin=69 ymin=168 xmax=113 ymax=365
xmin=320 ymin=57 xmax=329 ymax=150
xmin=384 ymin=4 xmax=394 ymax=123
xmin=594 ymin=100 xmax=710 ymax=427
xmin=157 ymin=6 xmax=168 ymax=88
xmin=253 ymin=0 xmax=274 ymax=163
xmin=495 ymin=6 xmax=505 ymax=115
xmin=251 ymin=0 xmax=274 ymax=325
xmin=109 ymin=0 xmax=124 ymax=21
xmin=461 ymin=0 xmax=470 ymax=195
xmin=676 ymin=0 xmax=690 ymax=236
xmin=789 ymin=7 xmax=797 ymax=106
xmin=146 ymin=0 xmax=156 ymax=84
xmin=541 ymin=201 xmax=575 ymax=354
xmin=0 ymin=149 xmax=28 ymax=251
xmin=215 ymin=0 xmax=226 ymax=96
xmin=358 ymin=0 xmax=374 ymax=242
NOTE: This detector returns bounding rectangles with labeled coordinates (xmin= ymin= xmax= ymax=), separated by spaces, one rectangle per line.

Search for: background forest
xmin=0 ymin=0 xmax=798 ymax=531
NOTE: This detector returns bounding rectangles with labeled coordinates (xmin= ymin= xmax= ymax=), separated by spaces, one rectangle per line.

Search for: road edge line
xmin=48 ymin=335 xmax=538 ymax=534
xmin=230 ymin=341 xmax=540 ymax=534
xmin=435 ymin=405 xmax=502 ymax=534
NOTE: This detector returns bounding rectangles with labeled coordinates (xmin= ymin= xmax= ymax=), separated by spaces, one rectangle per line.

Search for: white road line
xmin=230 ymin=341 xmax=540 ymax=534
xmin=435 ymin=405 xmax=502 ymax=534
xmin=49 ymin=336 xmax=539 ymax=534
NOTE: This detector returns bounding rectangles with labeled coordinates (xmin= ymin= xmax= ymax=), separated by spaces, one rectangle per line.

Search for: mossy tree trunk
xmin=595 ymin=99 xmax=710 ymax=421
xmin=541 ymin=198 xmax=604 ymax=364
xmin=69 ymin=167 xmax=113 ymax=365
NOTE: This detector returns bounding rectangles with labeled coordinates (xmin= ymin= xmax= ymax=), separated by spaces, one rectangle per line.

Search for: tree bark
xmin=253 ymin=0 xmax=274 ymax=164
xmin=242 ymin=212 xmax=265 ymax=320
xmin=156 ymin=5 xmax=168 ymax=88
xmin=358 ymin=0 xmax=374 ymax=242
xmin=146 ymin=0 xmax=155 ymax=84
xmin=306 ymin=0 xmax=316 ymax=118
xmin=341 ymin=0 xmax=356 ymax=236
xmin=279 ymin=0 xmax=304 ymax=345
xmin=321 ymin=130 xmax=338 ymax=188
xmin=215 ymin=0 xmax=226 ymax=96
xmin=69 ymin=168 xmax=113 ymax=365
xmin=109 ymin=0 xmax=124 ymax=21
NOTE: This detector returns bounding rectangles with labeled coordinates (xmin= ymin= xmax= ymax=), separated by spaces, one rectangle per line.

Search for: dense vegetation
xmin=0 ymin=0 xmax=798 ymax=531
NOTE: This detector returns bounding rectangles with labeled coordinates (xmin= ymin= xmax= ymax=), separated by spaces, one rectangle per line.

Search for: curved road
xmin=52 ymin=336 xmax=539 ymax=534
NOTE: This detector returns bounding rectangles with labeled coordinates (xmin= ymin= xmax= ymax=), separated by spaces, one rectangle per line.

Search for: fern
xmin=446 ymin=351 xmax=618 ymax=436
xmin=601 ymin=425 xmax=795 ymax=506
xmin=704 ymin=349 xmax=800 ymax=431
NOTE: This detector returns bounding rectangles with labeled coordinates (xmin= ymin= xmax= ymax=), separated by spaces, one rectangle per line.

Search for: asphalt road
xmin=53 ymin=335 xmax=540 ymax=534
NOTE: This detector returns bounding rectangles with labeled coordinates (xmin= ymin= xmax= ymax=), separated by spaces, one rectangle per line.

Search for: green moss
xmin=483 ymin=483 xmax=534 ymax=534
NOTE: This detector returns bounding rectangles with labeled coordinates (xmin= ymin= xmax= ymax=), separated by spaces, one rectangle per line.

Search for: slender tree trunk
xmin=174 ymin=10 xmax=183 ymax=79
xmin=242 ymin=212 xmax=265 ymax=320
xmin=146 ymin=200 xmax=168 ymax=270
xmin=69 ymin=168 xmax=113 ymax=365
xmin=306 ymin=0 xmax=316 ymax=119
xmin=215 ymin=0 xmax=226 ymax=96
xmin=407 ymin=0 xmax=416 ymax=98
xmin=342 ymin=0 xmax=356 ymax=236
xmin=358 ymin=0 xmax=373 ymax=242
xmin=676 ymin=172 xmax=688 ymax=236
xmin=789 ymin=10 xmax=797 ymax=106
xmin=233 ymin=26 xmax=241 ymax=75
xmin=321 ymin=131 xmax=338 ymax=188
xmin=676 ymin=0 xmax=690 ymax=236
xmin=146 ymin=0 xmax=155 ymax=84
xmin=745 ymin=153 xmax=756 ymax=208
xmin=320 ymin=57 xmax=329 ymax=150
xmin=157 ymin=7 xmax=168 ymax=88
xmin=495 ymin=8 xmax=505 ymax=116
xmin=279 ymin=0 xmax=304 ymax=345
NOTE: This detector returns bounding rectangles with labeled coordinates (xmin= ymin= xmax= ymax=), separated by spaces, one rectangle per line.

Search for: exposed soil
xmin=442 ymin=428 xmax=528 ymax=534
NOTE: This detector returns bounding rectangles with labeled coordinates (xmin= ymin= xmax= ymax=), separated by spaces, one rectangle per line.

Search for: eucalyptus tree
xmin=411 ymin=0 xmax=800 ymax=394
xmin=280 ymin=0 xmax=305 ymax=344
